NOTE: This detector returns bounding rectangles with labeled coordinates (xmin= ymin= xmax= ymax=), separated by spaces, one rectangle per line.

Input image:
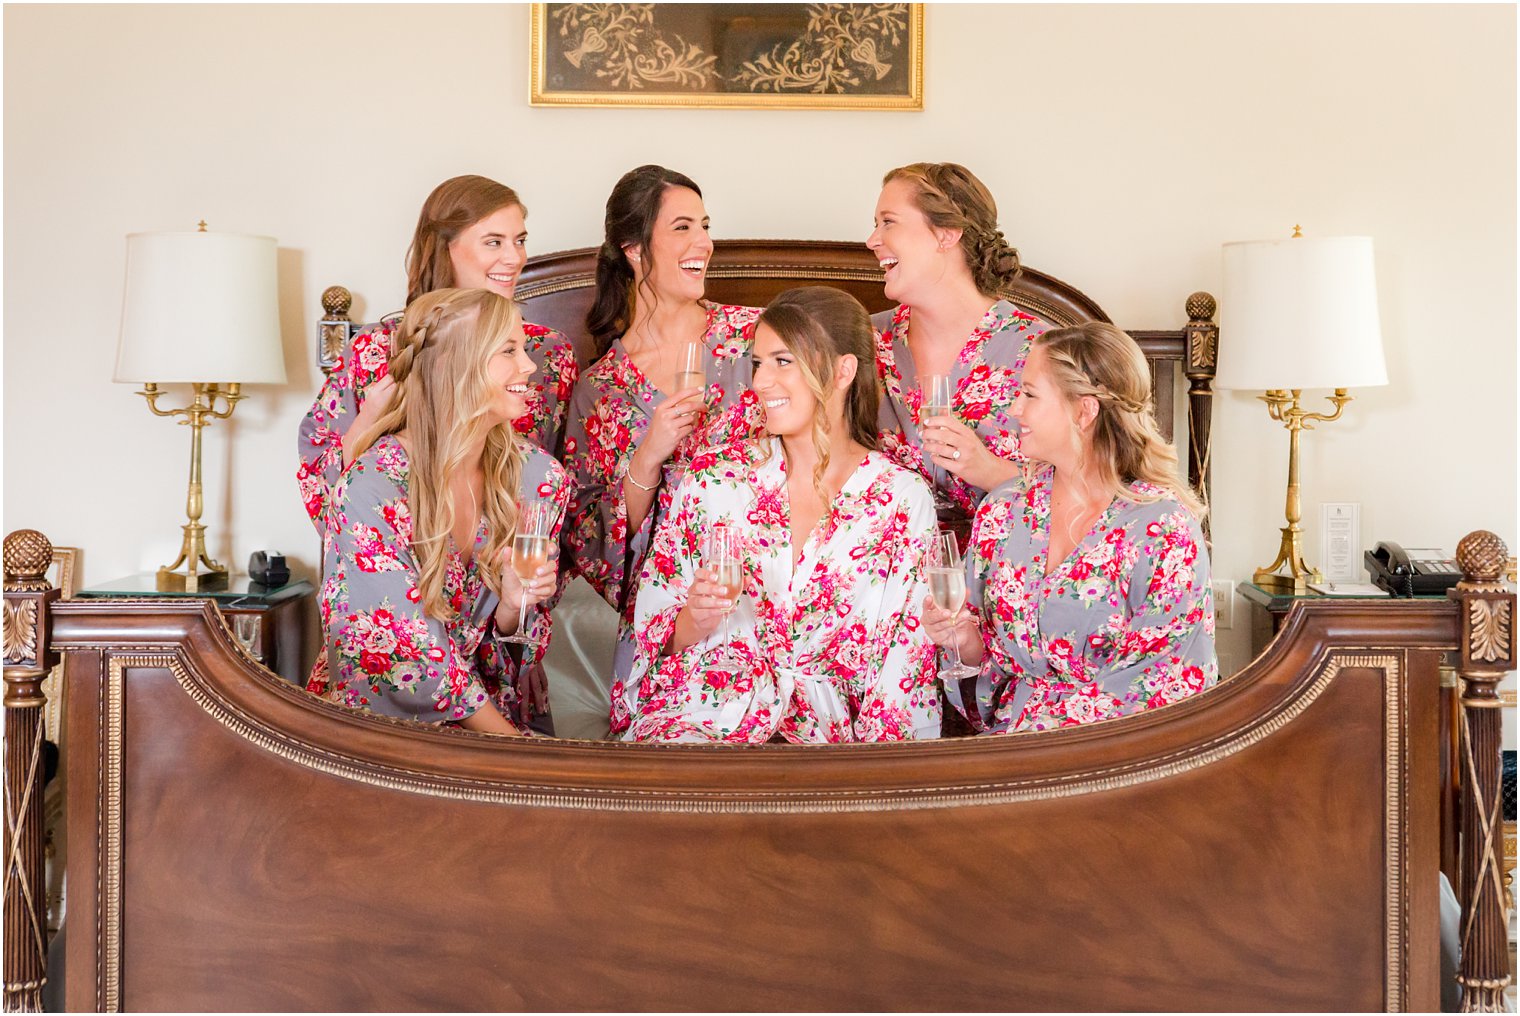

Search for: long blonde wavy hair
xmin=346 ymin=288 xmax=525 ymax=620
xmin=1032 ymin=322 xmax=1205 ymax=520
xmin=755 ymin=287 xmax=879 ymax=501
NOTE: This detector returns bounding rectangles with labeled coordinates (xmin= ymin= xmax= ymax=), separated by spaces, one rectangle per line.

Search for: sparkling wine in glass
xmin=923 ymin=373 xmax=955 ymax=423
xmin=930 ymin=530 xmax=978 ymax=680
xmin=501 ymin=500 xmax=554 ymax=646
xmin=704 ymin=523 xmax=740 ymax=641
xmin=676 ymin=341 xmax=706 ymax=395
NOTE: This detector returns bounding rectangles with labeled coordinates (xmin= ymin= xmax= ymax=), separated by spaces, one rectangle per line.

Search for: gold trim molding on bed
xmin=530 ymin=3 xmax=925 ymax=110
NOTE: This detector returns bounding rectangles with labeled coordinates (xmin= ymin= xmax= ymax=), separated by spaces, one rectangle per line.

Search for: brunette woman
xmin=865 ymin=162 xmax=1049 ymax=535
xmin=298 ymin=174 xmax=578 ymax=528
xmin=622 ymin=287 xmax=940 ymax=744
xmin=561 ymin=165 xmax=764 ymax=717
xmin=312 ymin=289 xmax=571 ymax=733
xmin=923 ymin=322 xmax=1217 ymax=732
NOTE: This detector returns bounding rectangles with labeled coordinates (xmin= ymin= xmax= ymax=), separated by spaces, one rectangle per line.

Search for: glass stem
xmin=948 ymin=609 xmax=966 ymax=672
xmin=517 ymin=591 xmax=529 ymax=642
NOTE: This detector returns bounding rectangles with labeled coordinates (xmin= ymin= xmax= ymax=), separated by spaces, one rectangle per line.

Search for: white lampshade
xmin=114 ymin=230 xmax=286 ymax=384
xmin=1216 ymin=235 xmax=1387 ymax=391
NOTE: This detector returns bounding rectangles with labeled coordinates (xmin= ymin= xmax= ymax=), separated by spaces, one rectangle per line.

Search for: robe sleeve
xmin=323 ymin=453 xmax=489 ymax=724
xmin=946 ymin=485 xmax=1021 ymax=732
xmin=847 ymin=483 xmax=941 ymax=741
xmin=1094 ymin=505 xmax=1218 ymax=716
xmin=561 ymin=367 xmax=647 ymax=612
xmin=616 ymin=469 xmax=705 ymax=738
xmin=296 ymin=322 xmax=395 ymax=532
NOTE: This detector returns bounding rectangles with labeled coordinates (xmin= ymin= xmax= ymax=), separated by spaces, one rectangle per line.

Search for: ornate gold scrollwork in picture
xmin=532 ymin=3 xmax=924 ymax=110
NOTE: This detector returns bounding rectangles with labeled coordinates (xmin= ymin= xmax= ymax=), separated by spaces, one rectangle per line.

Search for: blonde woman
xmin=312 ymin=289 xmax=571 ymax=733
xmin=923 ymin=322 xmax=1217 ymax=732
xmin=623 ymin=287 xmax=940 ymax=744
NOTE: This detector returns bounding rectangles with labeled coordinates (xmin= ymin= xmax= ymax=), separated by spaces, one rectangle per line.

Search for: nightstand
xmin=75 ymin=573 xmax=316 ymax=685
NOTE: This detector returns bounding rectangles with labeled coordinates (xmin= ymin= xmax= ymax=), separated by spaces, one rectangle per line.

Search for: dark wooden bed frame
xmin=3 ymin=241 xmax=1513 ymax=1011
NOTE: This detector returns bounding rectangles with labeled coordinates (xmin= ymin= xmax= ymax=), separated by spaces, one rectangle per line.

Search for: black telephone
xmin=1365 ymin=542 xmax=1461 ymax=596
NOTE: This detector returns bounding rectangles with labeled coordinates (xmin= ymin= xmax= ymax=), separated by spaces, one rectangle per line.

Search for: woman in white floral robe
xmin=623 ymin=287 xmax=940 ymax=744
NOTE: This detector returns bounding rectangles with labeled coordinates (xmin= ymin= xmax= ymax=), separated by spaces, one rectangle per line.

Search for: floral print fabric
xmin=871 ymin=300 xmax=1049 ymax=522
xmin=954 ymin=467 xmax=1217 ymax=733
xmin=621 ymin=438 xmax=940 ymax=744
xmin=312 ymin=434 xmax=572 ymax=727
xmin=297 ymin=317 xmax=579 ymax=529
xmin=561 ymin=302 xmax=763 ymax=686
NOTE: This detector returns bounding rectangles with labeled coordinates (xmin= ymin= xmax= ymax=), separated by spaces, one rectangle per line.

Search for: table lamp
xmin=113 ymin=225 xmax=286 ymax=592
xmin=1216 ymin=228 xmax=1387 ymax=593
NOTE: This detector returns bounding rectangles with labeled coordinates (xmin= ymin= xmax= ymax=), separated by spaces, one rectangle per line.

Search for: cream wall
xmin=4 ymin=3 xmax=1515 ymax=676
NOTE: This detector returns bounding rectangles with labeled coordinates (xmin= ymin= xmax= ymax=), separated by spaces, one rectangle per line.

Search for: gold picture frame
xmin=531 ymin=3 xmax=924 ymax=110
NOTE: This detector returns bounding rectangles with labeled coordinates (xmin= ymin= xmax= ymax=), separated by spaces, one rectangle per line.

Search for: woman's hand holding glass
xmin=669 ymin=523 xmax=742 ymax=654
xmin=920 ymin=374 xmax=1018 ymax=492
xmin=923 ymin=531 xmax=982 ymax=679
xmin=497 ymin=501 xmax=558 ymax=645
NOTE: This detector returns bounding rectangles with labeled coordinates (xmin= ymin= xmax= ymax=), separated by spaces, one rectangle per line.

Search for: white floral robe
xmin=622 ymin=438 xmax=941 ymax=744
xmin=953 ymin=467 xmax=1218 ymax=733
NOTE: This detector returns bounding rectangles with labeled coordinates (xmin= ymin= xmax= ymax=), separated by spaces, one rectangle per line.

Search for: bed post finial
xmin=3 ymin=529 xmax=58 ymax=1013
xmin=1450 ymin=530 xmax=1515 ymax=1012
xmin=318 ymin=285 xmax=356 ymax=376
xmin=1183 ymin=292 xmax=1217 ymax=538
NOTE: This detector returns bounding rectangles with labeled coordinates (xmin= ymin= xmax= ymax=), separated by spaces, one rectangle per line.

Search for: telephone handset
xmin=1364 ymin=542 xmax=1461 ymax=597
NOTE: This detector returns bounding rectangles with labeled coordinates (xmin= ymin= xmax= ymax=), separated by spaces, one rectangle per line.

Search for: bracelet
xmin=624 ymin=461 xmax=660 ymax=492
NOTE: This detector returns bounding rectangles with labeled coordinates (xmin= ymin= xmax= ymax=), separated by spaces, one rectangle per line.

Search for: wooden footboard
xmin=3 ymin=529 xmax=1514 ymax=1011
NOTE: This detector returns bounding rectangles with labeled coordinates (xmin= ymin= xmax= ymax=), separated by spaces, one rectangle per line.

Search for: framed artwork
xmin=530 ymin=3 xmax=924 ymax=110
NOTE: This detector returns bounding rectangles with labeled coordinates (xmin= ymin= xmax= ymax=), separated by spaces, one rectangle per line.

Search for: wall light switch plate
xmin=1212 ymin=580 xmax=1235 ymax=629
xmin=1321 ymin=502 xmax=1362 ymax=584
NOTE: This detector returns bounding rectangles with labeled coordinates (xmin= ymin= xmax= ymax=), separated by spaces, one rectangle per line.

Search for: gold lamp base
xmin=156 ymin=565 xmax=229 ymax=593
xmin=1252 ymin=388 xmax=1350 ymax=595
xmin=138 ymin=382 xmax=242 ymax=594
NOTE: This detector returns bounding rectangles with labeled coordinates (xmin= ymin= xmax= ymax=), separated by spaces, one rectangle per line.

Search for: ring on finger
xmin=952 ymin=448 xmax=962 ymax=461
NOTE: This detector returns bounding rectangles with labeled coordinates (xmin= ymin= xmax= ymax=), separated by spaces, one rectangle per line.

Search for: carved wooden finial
xmin=1185 ymin=292 xmax=1216 ymax=323
xmin=321 ymin=285 xmax=353 ymax=318
xmin=1456 ymin=530 xmax=1508 ymax=585
xmin=3 ymin=529 xmax=53 ymax=591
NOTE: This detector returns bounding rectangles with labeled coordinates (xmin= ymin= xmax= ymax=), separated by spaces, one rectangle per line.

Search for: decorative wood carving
xmin=1449 ymin=530 xmax=1516 ymax=1012
xmin=3 ymin=530 xmax=56 ymax=1013
xmin=317 ymin=285 xmax=355 ymax=375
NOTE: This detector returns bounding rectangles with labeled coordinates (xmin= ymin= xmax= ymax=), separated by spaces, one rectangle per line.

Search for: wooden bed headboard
xmin=319 ymin=239 xmax=1219 ymax=512
xmin=4 ymin=526 xmax=1516 ymax=1011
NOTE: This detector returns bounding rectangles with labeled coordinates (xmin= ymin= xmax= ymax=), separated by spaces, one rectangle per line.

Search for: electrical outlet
xmin=1212 ymin=580 xmax=1235 ymax=629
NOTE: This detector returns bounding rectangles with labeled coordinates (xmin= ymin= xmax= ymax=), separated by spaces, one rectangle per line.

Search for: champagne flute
xmin=231 ymin=613 xmax=263 ymax=662
xmin=501 ymin=500 xmax=554 ymax=646
xmin=676 ymin=340 xmax=706 ymax=395
xmin=923 ymin=373 xmax=955 ymax=424
xmin=928 ymin=530 xmax=978 ymax=680
xmin=703 ymin=522 xmax=741 ymax=642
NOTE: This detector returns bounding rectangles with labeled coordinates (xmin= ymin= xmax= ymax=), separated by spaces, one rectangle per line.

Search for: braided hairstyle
xmin=1033 ymin=322 xmax=1204 ymax=520
xmin=404 ymin=176 xmax=524 ymax=304
xmin=586 ymin=165 xmax=703 ymax=356
xmin=883 ymin=162 xmax=1022 ymax=298
xmin=347 ymin=288 xmax=526 ymax=621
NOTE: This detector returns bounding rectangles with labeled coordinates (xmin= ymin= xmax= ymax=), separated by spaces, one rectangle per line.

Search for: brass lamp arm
xmin=1261 ymin=388 xmax=1354 ymax=431
xmin=136 ymin=382 xmax=245 ymax=421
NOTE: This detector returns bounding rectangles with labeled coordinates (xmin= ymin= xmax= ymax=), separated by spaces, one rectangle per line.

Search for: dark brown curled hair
xmin=404 ymin=176 xmax=524 ymax=305
xmin=757 ymin=287 xmax=880 ymax=499
xmin=586 ymin=165 xmax=703 ymax=357
xmin=883 ymin=162 xmax=1022 ymax=297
